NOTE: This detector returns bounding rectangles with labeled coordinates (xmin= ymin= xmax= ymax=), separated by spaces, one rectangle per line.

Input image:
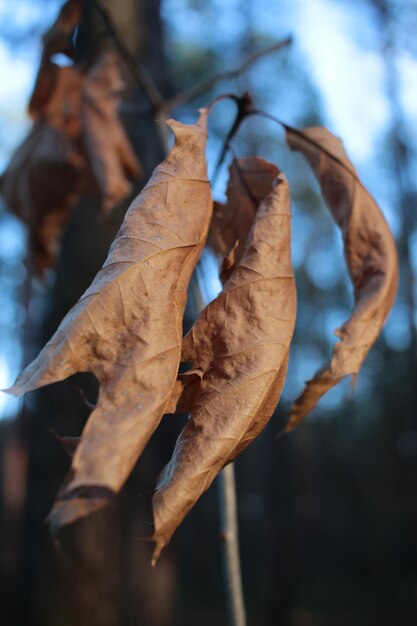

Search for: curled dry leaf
xmin=1 ymin=0 xmax=140 ymax=271
xmin=0 ymin=66 xmax=84 ymax=270
xmin=1 ymin=54 xmax=141 ymax=270
xmin=285 ymin=126 xmax=399 ymax=430
xmin=1 ymin=0 xmax=84 ymax=272
xmin=208 ymin=157 xmax=278 ymax=280
xmin=82 ymin=53 xmax=142 ymax=213
xmin=0 ymin=2 xmax=84 ymax=270
xmin=6 ymin=110 xmax=212 ymax=529
xmin=29 ymin=0 xmax=82 ymax=119
xmin=152 ymin=164 xmax=296 ymax=564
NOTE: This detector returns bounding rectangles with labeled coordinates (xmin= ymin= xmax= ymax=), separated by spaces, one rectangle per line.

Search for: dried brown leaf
xmin=1 ymin=49 xmax=141 ymax=271
xmin=209 ymin=157 xmax=278 ymax=272
xmin=29 ymin=0 xmax=82 ymax=119
xmin=152 ymin=168 xmax=296 ymax=563
xmin=1 ymin=4 xmax=139 ymax=270
xmin=82 ymin=53 xmax=142 ymax=212
xmin=285 ymin=126 xmax=399 ymax=429
xmin=6 ymin=110 xmax=212 ymax=528
xmin=1 ymin=73 xmax=84 ymax=271
xmin=0 ymin=2 xmax=84 ymax=271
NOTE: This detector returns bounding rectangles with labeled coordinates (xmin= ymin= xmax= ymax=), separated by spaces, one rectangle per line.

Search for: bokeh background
xmin=0 ymin=0 xmax=416 ymax=624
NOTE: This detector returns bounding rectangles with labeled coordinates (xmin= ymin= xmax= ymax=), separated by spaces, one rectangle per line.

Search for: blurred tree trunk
xmin=8 ymin=2 xmax=176 ymax=625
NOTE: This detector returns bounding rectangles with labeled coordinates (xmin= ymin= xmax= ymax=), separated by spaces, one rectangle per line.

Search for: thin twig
xmin=90 ymin=0 xmax=173 ymax=149
xmin=218 ymin=464 xmax=246 ymax=626
xmin=193 ymin=263 xmax=247 ymax=626
xmin=91 ymin=0 xmax=165 ymax=112
xmin=163 ymin=37 xmax=292 ymax=113
xmin=92 ymin=5 xmax=291 ymax=120
xmin=213 ymin=92 xmax=254 ymax=180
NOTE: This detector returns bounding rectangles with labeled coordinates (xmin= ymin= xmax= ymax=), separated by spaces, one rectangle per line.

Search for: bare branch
xmin=91 ymin=0 xmax=291 ymax=124
xmin=163 ymin=37 xmax=292 ymax=113
xmin=218 ymin=464 xmax=247 ymax=626
xmin=91 ymin=0 xmax=165 ymax=112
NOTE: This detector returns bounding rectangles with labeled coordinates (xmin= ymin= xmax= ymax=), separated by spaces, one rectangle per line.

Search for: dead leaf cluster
xmin=2 ymin=1 xmax=399 ymax=564
xmin=8 ymin=110 xmax=212 ymax=532
xmin=152 ymin=160 xmax=296 ymax=562
xmin=0 ymin=0 xmax=141 ymax=271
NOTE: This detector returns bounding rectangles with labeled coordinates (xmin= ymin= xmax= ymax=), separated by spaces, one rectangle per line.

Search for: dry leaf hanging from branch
xmin=209 ymin=157 xmax=278 ymax=259
xmin=0 ymin=0 xmax=140 ymax=271
xmin=1 ymin=0 xmax=84 ymax=270
xmin=0 ymin=66 xmax=85 ymax=271
xmin=29 ymin=0 xmax=82 ymax=118
xmin=82 ymin=53 xmax=142 ymax=213
xmin=152 ymin=164 xmax=296 ymax=563
xmin=6 ymin=110 xmax=212 ymax=529
xmin=285 ymin=126 xmax=399 ymax=430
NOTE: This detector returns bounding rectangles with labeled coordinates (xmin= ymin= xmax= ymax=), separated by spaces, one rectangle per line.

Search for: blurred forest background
xmin=0 ymin=0 xmax=416 ymax=625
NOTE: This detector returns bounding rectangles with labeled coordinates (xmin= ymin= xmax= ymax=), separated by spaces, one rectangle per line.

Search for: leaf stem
xmin=213 ymin=92 xmax=254 ymax=181
xmin=252 ymin=109 xmax=365 ymax=186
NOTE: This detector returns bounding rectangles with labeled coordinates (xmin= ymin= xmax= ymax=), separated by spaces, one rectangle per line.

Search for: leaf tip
xmin=196 ymin=106 xmax=209 ymax=128
xmin=47 ymin=485 xmax=114 ymax=533
xmin=150 ymin=535 xmax=165 ymax=567
xmin=285 ymin=404 xmax=305 ymax=433
xmin=1 ymin=383 xmax=22 ymax=397
xmin=165 ymin=107 xmax=208 ymax=138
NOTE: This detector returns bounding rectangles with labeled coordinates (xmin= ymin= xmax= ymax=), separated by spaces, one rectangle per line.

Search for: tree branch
xmin=163 ymin=37 xmax=292 ymax=113
xmin=91 ymin=4 xmax=291 ymax=121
